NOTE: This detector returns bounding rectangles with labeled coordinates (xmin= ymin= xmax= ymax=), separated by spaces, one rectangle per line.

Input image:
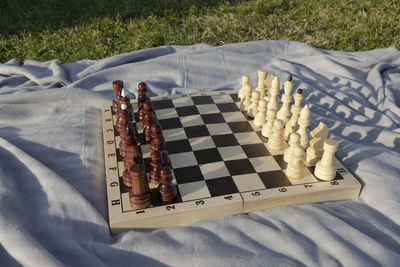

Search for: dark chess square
xmin=228 ymin=121 xmax=254 ymax=133
xmin=158 ymin=118 xmax=183 ymax=130
xmin=184 ymin=125 xmax=210 ymax=138
xmin=258 ymin=171 xmax=292 ymax=188
xmin=166 ymin=139 xmax=192 ymax=154
xmin=225 ymin=159 xmax=256 ymax=176
xmin=211 ymin=134 xmax=239 ymax=147
xmin=242 ymin=144 xmax=271 ymax=158
xmin=206 ymin=177 xmax=239 ymax=197
xmin=176 ymin=105 xmax=200 ymax=116
xmin=194 ymin=148 xmax=223 ymax=164
xmin=192 ymin=95 xmax=214 ymax=105
xmin=173 ymin=166 xmax=204 ymax=184
xmin=216 ymin=103 xmax=240 ymax=112
xmin=152 ymin=99 xmax=174 ymax=109
xmin=201 ymin=113 xmax=226 ymax=124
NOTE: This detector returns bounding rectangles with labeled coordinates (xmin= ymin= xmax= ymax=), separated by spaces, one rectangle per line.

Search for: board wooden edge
xmin=101 ymin=90 xmax=362 ymax=233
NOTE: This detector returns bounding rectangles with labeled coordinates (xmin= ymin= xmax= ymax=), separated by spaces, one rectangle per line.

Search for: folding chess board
xmin=102 ymin=90 xmax=361 ymax=234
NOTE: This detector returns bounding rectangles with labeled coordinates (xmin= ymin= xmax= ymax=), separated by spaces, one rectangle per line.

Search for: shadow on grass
xmin=0 ymin=0 xmax=243 ymax=36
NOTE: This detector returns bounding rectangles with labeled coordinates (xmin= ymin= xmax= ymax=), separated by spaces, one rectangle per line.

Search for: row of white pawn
xmin=238 ymin=70 xmax=338 ymax=181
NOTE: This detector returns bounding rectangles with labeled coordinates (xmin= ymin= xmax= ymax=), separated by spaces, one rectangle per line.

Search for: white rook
xmin=314 ymin=139 xmax=338 ymax=181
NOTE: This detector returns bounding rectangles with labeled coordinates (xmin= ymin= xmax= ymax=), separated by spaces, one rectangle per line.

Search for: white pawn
xmin=286 ymin=146 xmax=305 ymax=180
xmin=277 ymin=74 xmax=293 ymax=123
xmin=239 ymin=84 xmax=252 ymax=111
xmin=238 ymin=75 xmax=251 ymax=101
xmin=267 ymin=119 xmax=285 ymax=151
xmin=261 ymin=109 xmax=277 ymax=138
xmin=306 ymin=122 xmax=330 ymax=165
xmin=283 ymin=132 xmax=302 ymax=163
xmin=254 ymin=99 xmax=267 ymax=127
xmin=314 ymin=139 xmax=338 ymax=181
xmin=267 ymin=76 xmax=280 ymax=112
xmin=247 ymin=91 xmax=260 ymax=118
xmin=255 ymin=69 xmax=267 ymax=98
xmin=297 ymin=105 xmax=311 ymax=149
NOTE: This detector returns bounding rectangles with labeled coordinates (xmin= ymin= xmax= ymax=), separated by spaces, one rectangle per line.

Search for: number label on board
xmin=195 ymin=200 xmax=205 ymax=205
xmin=251 ymin=192 xmax=260 ymax=196
xmin=166 ymin=205 xmax=175 ymax=211
xmin=279 ymin=188 xmax=287 ymax=192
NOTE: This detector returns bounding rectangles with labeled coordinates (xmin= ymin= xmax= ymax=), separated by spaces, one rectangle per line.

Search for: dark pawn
xmin=138 ymin=82 xmax=148 ymax=94
xmin=138 ymin=93 xmax=149 ymax=121
xmin=143 ymin=111 xmax=155 ymax=142
xmin=150 ymin=135 xmax=164 ymax=152
xmin=112 ymin=80 xmax=124 ymax=113
xmin=149 ymin=150 xmax=163 ymax=184
xmin=129 ymin=164 xmax=152 ymax=209
xmin=150 ymin=124 xmax=162 ymax=140
xmin=119 ymin=125 xmax=137 ymax=158
xmin=158 ymin=166 xmax=177 ymax=203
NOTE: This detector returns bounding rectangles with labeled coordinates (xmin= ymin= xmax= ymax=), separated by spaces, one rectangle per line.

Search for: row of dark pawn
xmin=112 ymin=80 xmax=177 ymax=210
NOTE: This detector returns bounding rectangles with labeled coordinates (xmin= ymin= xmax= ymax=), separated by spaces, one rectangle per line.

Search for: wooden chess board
xmin=102 ymin=90 xmax=361 ymax=234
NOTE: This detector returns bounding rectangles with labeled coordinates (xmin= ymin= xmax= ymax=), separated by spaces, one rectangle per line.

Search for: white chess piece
xmin=267 ymin=76 xmax=280 ymax=112
xmin=267 ymin=119 xmax=285 ymax=151
xmin=283 ymin=132 xmax=302 ymax=164
xmin=283 ymin=88 xmax=303 ymax=141
xmin=277 ymin=74 xmax=293 ymax=123
xmin=247 ymin=91 xmax=260 ymax=118
xmin=291 ymin=88 xmax=304 ymax=115
xmin=306 ymin=122 xmax=330 ymax=164
xmin=264 ymin=74 xmax=276 ymax=102
xmin=255 ymin=69 xmax=267 ymax=98
xmin=286 ymin=146 xmax=305 ymax=180
xmin=297 ymin=105 xmax=311 ymax=149
xmin=238 ymin=75 xmax=251 ymax=101
xmin=284 ymin=111 xmax=300 ymax=141
xmin=314 ymin=139 xmax=338 ymax=181
xmin=121 ymin=88 xmax=127 ymax=98
xmin=254 ymin=99 xmax=267 ymax=127
xmin=239 ymin=84 xmax=253 ymax=111
xmin=261 ymin=109 xmax=277 ymax=138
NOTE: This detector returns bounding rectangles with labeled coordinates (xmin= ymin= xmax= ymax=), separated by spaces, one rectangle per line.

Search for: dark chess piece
xmin=138 ymin=93 xmax=149 ymax=121
xmin=128 ymin=164 xmax=152 ymax=209
xmin=150 ymin=135 xmax=164 ymax=152
xmin=122 ymin=150 xmax=135 ymax=187
xmin=116 ymin=104 xmax=129 ymax=134
xmin=150 ymin=124 xmax=162 ymax=140
xmin=119 ymin=89 xmax=133 ymax=121
xmin=112 ymin=80 xmax=124 ymax=113
xmin=123 ymin=145 xmax=142 ymax=171
xmin=138 ymin=82 xmax=147 ymax=94
xmin=143 ymin=111 xmax=155 ymax=142
xmin=119 ymin=124 xmax=137 ymax=158
xmin=149 ymin=150 xmax=163 ymax=184
xmin=158 ymin=166 xmax=177 ymax=203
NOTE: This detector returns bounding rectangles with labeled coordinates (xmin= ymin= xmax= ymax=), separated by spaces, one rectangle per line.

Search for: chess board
xmin=102 ymin=90 xmax=361 ymax=234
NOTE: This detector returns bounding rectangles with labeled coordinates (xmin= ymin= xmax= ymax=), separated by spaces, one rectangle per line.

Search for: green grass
xmin=1 ymin=0 xmax=399 ymax=63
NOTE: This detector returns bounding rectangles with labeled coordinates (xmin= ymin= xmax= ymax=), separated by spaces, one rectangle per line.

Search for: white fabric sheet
xmin=0 ymin=40 xmax=399 ymax=266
